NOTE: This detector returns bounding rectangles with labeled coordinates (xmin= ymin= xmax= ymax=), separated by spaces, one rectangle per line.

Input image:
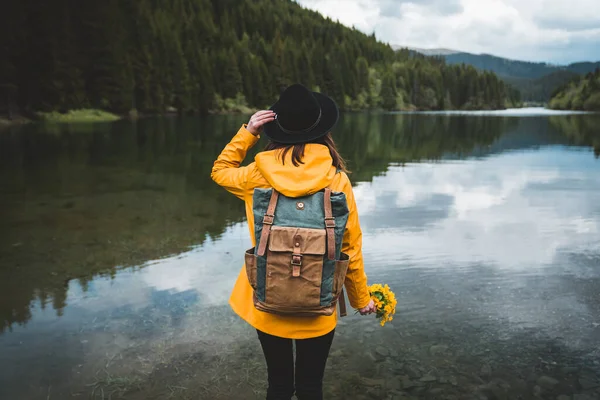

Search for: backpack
xmin=244 ymin=187 xmax=350 ymax=317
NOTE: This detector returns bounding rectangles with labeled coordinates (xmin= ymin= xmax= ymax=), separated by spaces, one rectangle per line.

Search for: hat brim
xmin=263 ymin=92 xmax=339 ymax=144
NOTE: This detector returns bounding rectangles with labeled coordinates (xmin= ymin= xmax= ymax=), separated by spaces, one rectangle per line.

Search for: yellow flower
xmin=366 ymin=283 xmax=397 ymax=327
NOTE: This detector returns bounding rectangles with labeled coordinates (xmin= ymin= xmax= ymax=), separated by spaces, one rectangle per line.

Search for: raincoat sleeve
xmin=340 ymin=175 xmax=372 ymax=310
xmin=211 ymin=125 xmax=259 ymax=200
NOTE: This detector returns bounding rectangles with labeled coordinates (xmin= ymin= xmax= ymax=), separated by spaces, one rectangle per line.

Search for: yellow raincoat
xmin=211 ymin=125 xmax=371 ymax=339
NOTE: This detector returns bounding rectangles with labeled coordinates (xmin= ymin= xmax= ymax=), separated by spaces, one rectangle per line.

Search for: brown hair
xmin=264 ymin=133 xmax=349 ymax=173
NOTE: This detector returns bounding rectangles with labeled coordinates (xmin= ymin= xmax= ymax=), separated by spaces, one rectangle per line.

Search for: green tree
xmin=221 ymin=51 xmax=243 ymax=99
xmin=381 ymin=71 xmax=397 ymax=110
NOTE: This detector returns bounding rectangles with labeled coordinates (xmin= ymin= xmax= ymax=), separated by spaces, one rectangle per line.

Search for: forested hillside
xmin=503 ymin=70 xmax=580 ymax=103
xmin=0 ymin=0 xmax=520 ymax=117
xmin=432 ymin=52 xmax=600 ymax=102
xmin=549 ymin=69 xmax=600 ymax=111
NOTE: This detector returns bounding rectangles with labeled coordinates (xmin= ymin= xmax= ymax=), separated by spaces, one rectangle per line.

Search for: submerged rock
xmin=578 ymin=376 xmax=600 ymax=390
xmin=561 ymin=366 xmax=579 ymax=374
xmin=537 ymin=375 xmax=559 ymax=389
xmin=376 ymin=346 xmax=390 ymax=357
xmin=400 ymin=376 xmax=419 ymax=389
xmin=419 ymin=374 xmax=437 ymax=383
xmin=429 ymin=388 xmax=444 ymax=396
xmin=385 ymin=378 xmax=402 ymax=391
xmin=429 ymin=344 xmax=449 ymax=355
xmin=404 ymin=365 xmax=421 ymax=379
xmin=573 ymin=395 xmax=596 ymax=400
xmin=480 ymin=364 xmax=492 ymax=378
xmin=361 ymin=377 xmax=385 ymax=387
xmin=329 ymin=349 xmax=343 ymax=358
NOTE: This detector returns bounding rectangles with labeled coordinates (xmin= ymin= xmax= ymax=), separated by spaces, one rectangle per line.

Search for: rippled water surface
xmin=1 ymin=110 xmax=599 ymax=399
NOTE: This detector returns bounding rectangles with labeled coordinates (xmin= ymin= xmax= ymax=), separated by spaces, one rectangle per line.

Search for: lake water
xmin=1 ymin=109 xmax=599 ymax=400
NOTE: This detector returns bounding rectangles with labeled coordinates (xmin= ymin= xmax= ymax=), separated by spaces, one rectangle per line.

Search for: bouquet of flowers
xmin=368 ymin=283 xmax=397 ymax=326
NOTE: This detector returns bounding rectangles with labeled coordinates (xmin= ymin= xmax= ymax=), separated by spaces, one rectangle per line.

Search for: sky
xmin=295 ymin=0 xmax=600 ymax=64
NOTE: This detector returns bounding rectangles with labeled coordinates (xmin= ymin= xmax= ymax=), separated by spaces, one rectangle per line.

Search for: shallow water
xmin=1 ymin=111 xmax=600 ymax=400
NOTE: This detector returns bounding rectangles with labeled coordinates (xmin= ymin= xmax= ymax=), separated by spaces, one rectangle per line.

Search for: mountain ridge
xmin=393 ymin=45 xmax=597 ymax=68
xmin=393 ymin=46 xmax=600 ymax=101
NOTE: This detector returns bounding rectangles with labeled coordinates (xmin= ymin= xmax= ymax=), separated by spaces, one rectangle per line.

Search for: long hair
xmin=264 ymin=133 xmax=349 ymax=173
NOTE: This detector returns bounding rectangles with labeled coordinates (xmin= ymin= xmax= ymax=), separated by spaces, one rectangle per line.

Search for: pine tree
xmin=381 ymin=71 xmax=397 ymax=110
xmin=322 ymin=55 xmax=345 ymax=108
xmin=222 ymin=51 xmax=243 ymax=99
xmin=356 ymin=57 xmax=370 ymax=92
xmin=197 ymin=51 xmax=215 ymax=112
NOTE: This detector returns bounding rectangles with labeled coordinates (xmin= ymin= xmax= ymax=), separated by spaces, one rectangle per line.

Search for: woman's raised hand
xmin=247 ymin=110 xmax=276 ymax=136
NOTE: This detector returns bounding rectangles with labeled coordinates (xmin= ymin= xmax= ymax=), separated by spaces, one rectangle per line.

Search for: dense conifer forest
xmin=549 ymin=69 xmax=600 ymax=111
xmin=0 ymin=0 xmax=521 ymax=118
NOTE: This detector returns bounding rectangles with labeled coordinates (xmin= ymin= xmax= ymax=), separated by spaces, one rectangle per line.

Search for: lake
xmin=1 ymin=109 xmax=599 ymax=400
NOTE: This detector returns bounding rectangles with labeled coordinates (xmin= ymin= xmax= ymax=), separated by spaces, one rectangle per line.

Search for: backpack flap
xmin=268 ymin=226 xmax=326 ymax=277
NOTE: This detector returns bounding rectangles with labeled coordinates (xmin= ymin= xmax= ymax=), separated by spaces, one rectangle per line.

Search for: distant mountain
xmin=568 ymin=62 xmax=600 ymax=75
xmin=443 ymin=53 xmax=600 ymax=80
xmin=394 ymin=46 xmax=600 ymax=102
xmin=391 ymin=45 xmax=460 ymax=56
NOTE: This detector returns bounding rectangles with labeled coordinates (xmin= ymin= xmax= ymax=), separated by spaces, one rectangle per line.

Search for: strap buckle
xmin=291 ymin=254 xmax=303 ymax=266
xmin=325 ymin=217 xmax=335 ymax=228
xmin=263 ymin=214 xmax=274 ymax=225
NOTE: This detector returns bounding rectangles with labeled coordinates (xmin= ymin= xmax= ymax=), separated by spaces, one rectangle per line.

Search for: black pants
xmin=256 ymin=329 xmax=335 ymax=400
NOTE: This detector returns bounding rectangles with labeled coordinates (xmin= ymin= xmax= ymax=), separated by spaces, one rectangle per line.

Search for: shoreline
xmin=0 ymin=115 xmax=31 ymax=129
xmin=0 ymin=109 xmax=124 ymax=130
xmin=1 ymin=105 xmax=548 ymax=130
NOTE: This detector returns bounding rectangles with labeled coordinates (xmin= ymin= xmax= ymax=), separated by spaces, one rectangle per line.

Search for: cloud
xmin=295 ymin=0 xmax=600 ymax=63
xmin=378 ymin=0 xmax=463 ymax=18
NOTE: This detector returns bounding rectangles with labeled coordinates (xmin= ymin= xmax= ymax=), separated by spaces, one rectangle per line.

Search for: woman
xmin=211 ymin=83 xmax=376 ymax=400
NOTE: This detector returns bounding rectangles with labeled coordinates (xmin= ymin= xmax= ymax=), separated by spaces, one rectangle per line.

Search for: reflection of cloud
xmin=356 ymin=148 xmax=600 ymax=268
xmin=141 ymin=224 xmax=251 ymax=306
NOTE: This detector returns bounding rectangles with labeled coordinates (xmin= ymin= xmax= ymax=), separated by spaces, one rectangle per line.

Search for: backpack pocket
xmin=265 ymin=226 xmax=326 ymax=309
xmin=245 ymin=248 xmax=258 ymax=289
xmin=333 ymin=252 xmax=350 ymax=297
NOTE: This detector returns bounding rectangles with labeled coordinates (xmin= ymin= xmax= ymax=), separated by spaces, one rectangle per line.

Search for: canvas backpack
xmin=244 ymin=187 xmax=350 ymax=317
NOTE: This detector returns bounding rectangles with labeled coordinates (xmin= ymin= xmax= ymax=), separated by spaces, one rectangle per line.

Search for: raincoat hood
xmin=255 ymin=144 xmax=336 ymax=198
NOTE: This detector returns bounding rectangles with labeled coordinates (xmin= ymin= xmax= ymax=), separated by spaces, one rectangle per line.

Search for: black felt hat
xmin=263 ymin=84 xmax=339 ymax=144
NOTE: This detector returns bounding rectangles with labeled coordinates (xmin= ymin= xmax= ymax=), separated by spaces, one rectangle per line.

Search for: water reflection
xmin=0 ymin=115 xmax=249 ymax=333
xmin=549 ymin=114 xmax=600 ymax=158
xmin=1 ymin=112 xmax=600 ymax=399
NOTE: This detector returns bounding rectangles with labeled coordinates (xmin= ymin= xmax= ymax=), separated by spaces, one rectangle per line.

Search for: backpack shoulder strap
xmin=256 ymin=189 xmax=279 ymax=257
xmin=323 ymin=188 xmax=336 ymax=261
xmin=325 ymin=180 xmax=348 ymax=317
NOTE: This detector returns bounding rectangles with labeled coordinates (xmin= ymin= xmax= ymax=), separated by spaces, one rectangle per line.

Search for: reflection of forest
xmin=336 ymin=114 xmax=520 ymax=182
xmin=1 ymin=112 xmax=598 ymax=332
xmin=0 ymin=115 xmax=248 ymax=332
xmin=549 ymin=115 xmax=600 ymax=158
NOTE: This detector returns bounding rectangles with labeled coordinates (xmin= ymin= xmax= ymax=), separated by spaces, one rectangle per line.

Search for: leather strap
xmin=291 ymin=234 xmax=302 ymax=277
xmin=339 ymin=289 xmax=347 ymax=317
xmin=256 ymin=190 xmax=279 ymax=257
xmin=325 ymin=186 xmax=346 ymax=317
xmin=323 ymin=188 xmax=336 ymax=260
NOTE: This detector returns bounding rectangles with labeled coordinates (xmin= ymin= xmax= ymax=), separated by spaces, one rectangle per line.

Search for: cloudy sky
xmin=295 ymin=0 xmax=600 ymax=64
